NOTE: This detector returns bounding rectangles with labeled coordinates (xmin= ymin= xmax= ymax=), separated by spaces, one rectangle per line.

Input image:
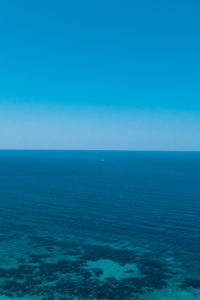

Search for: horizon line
xmin=0 ymin=149 xmax=199 ymax=152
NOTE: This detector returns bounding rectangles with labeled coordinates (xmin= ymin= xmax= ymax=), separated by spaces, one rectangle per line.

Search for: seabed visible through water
xmin=0 ymin=227 xmax=200 ymax=300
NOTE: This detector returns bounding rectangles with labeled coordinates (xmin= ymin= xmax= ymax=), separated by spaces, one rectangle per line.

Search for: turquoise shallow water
xmin=0 ymin=150 xmax=200 ymax=299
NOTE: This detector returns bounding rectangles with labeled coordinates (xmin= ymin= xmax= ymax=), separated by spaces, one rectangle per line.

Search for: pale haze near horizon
xmin=0 ymin=103 xmax=200 ymax=151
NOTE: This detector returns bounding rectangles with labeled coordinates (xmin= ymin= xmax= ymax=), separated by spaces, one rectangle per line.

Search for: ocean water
xmin=0 ymin=150 xmax=200 ymax=300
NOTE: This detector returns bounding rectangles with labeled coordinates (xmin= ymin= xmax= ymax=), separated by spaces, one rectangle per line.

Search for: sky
xmin=0 ymin=0 xmax=200 ymax=150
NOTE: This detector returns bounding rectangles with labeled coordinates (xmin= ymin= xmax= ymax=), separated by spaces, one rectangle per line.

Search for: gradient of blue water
xmin=1 ymin=151 xmax=200 ymax=244
xmin=0 ymin=151 xmax=200 ymax=298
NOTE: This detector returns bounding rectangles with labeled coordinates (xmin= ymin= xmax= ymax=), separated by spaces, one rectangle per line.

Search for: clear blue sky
xmin=0 ymin=0 xmax=200 ymax=150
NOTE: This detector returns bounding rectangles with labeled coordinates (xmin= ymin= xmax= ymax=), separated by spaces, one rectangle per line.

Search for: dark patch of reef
xmin=178 ymin=277 xmax=200 ymax=290
xmin=81 ymin=244 xmax=137 ymax=265
xmin=0 ymin=235 xmax=175 ymax=299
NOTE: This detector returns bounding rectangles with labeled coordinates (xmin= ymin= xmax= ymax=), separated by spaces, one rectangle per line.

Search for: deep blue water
xmin=0 ymin=151 xmax=200 ymax=299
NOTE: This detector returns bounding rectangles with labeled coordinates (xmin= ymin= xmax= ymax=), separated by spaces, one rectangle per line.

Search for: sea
xmin=0 ymin=150 xmax=200 ymax=300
